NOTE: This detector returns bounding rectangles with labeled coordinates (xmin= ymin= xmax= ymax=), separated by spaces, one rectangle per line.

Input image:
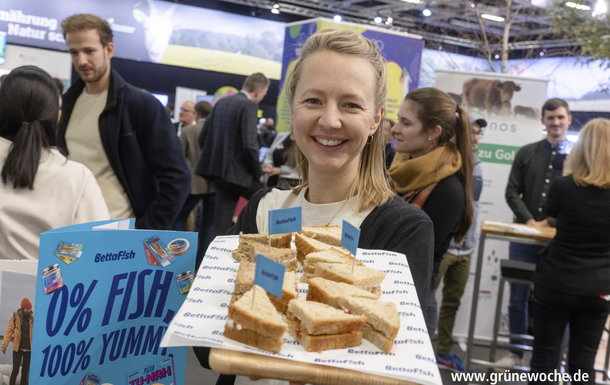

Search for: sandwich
xmin=247 ymin=244 xmax=298 ymax=272
xmin=294 ymin=233 xmax=350 ymax=264
xmin=232 ymin=232 xmax=292 ymax=261
xmin=286 ymin=299 xmax=366 ymax=352
xmin=300 ymin=226 xmax=342 ymax=246
xmin=303 ymin=248 xmax=363 ymax=277
xmin=224 ymin=285 xmax=287 ymax=353
xmin=232 ymin=260 xmax=297 ymax=313
xmin=314 ymin=263 xmax=386 ymax=296
xmin=336 ymin=297 xmax=400 ymax=354
xmin=306 ymin=277 xmax=380 ymax=307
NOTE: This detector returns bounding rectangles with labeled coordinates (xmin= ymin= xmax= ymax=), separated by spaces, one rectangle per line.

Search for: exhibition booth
xmin=1 ymin=0 xmax=609 ymax=384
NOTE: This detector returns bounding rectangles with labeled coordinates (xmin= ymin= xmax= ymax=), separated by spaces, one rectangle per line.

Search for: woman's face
xmin=291 ymin=50 xmax=381 ymax=177
xmin=391 ymin=100 xmax=434 ymax=158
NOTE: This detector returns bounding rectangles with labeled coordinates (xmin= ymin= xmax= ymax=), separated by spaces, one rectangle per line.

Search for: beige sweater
xmin=0 ymin=137 xmax=110 ymax=260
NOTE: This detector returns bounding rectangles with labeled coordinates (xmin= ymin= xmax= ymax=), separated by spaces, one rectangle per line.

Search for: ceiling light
xmin=595 ymin=0 xmax=608 ymax=14
xmin=471 ymin=3 xmax=475 ymax=8
xmin=271 ymin=8 xmax=280 ymax=14
xmin=565 ymin=2 xmax=592 ymax=10
xmin=272 ymin=2 xmax=280 ymax=8
xmin=385 ymin=17 xmax=393 ymax=25
xmin=333 ymin=15 xmax=342 ymax=22
xmin=374 ymin=16 xmax=382 ymax=23
xmin=481 ymin=14 xmax=505 ymax=22
xmin=539 ymin=51 xmax=544 ymax=56
xmin=422 ymin=9 xmax=432 ymax=17
xmin=400 ymin=0 xmax=421 ymax=3
xmin=494 ymin=54 xmax=499 ymax=59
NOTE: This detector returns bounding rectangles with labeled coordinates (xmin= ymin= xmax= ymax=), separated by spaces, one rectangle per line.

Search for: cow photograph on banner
xmin=435 ymin=70 xmax=548 ymax=341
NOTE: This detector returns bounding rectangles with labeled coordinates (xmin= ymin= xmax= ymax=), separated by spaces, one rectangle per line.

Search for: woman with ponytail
xmin=0 ymin=66 xmax=109 ymax=260
xmin=388 ymin=87 xmax=473 ymax=342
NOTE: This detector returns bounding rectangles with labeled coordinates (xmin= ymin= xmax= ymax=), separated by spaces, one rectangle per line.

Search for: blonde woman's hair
xmin=285 ymin=29 xmax=393 ymax=212
xmin=566 ymin=118 xmax=610 ymax=188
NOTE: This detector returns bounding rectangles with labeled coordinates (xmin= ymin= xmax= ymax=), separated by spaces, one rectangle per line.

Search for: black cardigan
xmin=195 ymin=188 xmax=434 ymax=370
xmin=534 ymin=175 xmax=610 ymax=296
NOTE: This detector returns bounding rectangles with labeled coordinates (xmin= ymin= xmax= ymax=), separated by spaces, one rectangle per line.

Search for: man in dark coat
xmin=196 ymin=73 xmax=269 ymax=236
xmin=57 ymin=14 xmax=190 ymax=230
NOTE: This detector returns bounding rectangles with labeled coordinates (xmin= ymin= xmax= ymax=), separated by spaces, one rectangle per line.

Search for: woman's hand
xmin=263 ymin=165 xmax=282 ymax=177
xmin=2 ymin=347 xmax=6 ymax=354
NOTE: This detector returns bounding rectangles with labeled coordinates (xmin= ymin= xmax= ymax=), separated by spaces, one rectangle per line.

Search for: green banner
xmin=476 ymin=143 xmax=521 ymax=165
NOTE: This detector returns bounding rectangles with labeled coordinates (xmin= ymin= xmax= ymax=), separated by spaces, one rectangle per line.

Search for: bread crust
xmin=223 ymin=324 xmax=284 ymax=353
xmin=306 ymin=278 xmax=379 ymax=307
xmin=286 ymin=311 xmax=362 ymax=352
xmin=361 ymin=324 xmax=393 ymax=354
xmin=287 ymin=300 xmax=366 ymax=335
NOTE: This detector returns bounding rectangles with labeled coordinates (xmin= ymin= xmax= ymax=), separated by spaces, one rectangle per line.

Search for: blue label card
xmin=253 ymin=254 xmax=285 ymax=298
xmin=268 ymin=207 xmax=302 ymax=235
xmin=341 ymin=220 xmax=361 ymax=256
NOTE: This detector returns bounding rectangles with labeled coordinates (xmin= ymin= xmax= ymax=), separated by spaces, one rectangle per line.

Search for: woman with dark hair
xmin=388 ymin=87 xmax=473 ymax=348
xmin=0 ymin=66 xmax=109 ymax=260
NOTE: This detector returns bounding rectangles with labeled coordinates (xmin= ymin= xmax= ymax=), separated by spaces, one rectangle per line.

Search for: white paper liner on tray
xmin=161 ymin=235 xmax=442 ymax=385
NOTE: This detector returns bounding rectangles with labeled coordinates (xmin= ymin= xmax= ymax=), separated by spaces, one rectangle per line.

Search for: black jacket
xmin=57 ymin=70 xmax=191 ymax=230
xmin=195 ymin=92 xmax=263 ymax=188
xmin=194 ymin=188 xmax=434 ymax=370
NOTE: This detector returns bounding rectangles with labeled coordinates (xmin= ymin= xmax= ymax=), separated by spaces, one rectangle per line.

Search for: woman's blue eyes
xmin=304 ymin=99 xmax=361 ymax=109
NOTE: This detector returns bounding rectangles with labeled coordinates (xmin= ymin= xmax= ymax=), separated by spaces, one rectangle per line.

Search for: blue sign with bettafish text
xmin=253 ymin=254 xmax=285 ymax=298
xmin=341 ymin=220 xmax=361 ymax=256
xmin=268 ymin=207 xmax=302 ymax=235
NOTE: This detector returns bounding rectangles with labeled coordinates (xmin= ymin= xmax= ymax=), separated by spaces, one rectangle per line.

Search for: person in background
xmin=175 ymin=101 xmax=216 ymax=268
xmin=529 ymin=118 xmax=610 ymax=384
xmin=194 ymin=28 xmax=434 ymax=385
xmin=0 ymin=66 xmax=109 ymax=260
xmin=499 ymin=98 xmax=572 ymax=366
xmin=388 ymin=87 xmax=473 ymax=338
xmin=262 ymin=130 xmax=299 ymax=189
xmin=196 ymin=72 xmax=270 ymax=237
xmin=258 ymin=117 xmax=276 ymax=148
xmin=435 ymin=118 xmax=485 ymax=371
xmin=383 ymin=118 xmax=396 ymax=171
xmin=57 ymin=14 xmax=189 ymax=230
xmin=2 ymin=298 xmax=34 ymax=385
xmin=174 ymin=100 xmax=196 ymax=136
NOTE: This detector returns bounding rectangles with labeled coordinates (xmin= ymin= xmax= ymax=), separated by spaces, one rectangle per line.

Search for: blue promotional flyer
xmin=31 ymin=220 xmax=196 ymax=385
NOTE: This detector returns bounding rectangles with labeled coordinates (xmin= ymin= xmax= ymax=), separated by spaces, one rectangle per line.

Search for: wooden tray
xmin=209 ymin=348 xmax=417 ymax=385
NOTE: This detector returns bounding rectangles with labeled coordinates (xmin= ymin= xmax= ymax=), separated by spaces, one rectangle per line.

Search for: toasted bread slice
xmin=286 ymin=311 xmax=362 ymax=352
xmin=336 ymin=297 xmax=399 ymax=340
xmin=301 ymin=226 xmax=342 ymax=246
xmin=227 ymin=285 xmax=287 ymax=339
xmin=314 ymin=263 xmax=386 ymax=294
xmin=232 ymin=232 xmax=292 ymax=261
xmin=307 ymin=277 xmax=379 ymax=307
xmin=360 ymin=324 xmax=393 ymax=354
xmin=248 ymin=244 xmax=297 ymax=272
xmin=303 ymin=248 xmax=363 ymax=275
xmin=233 ymin=260 xmax=297 ymax=313
xmin=287 ymin=299 xmax=365 ymax=336
xmin=223 ymin=324 xmax=284 ymax=353
xmin=294 ymin=233 xmax=350 ymax=262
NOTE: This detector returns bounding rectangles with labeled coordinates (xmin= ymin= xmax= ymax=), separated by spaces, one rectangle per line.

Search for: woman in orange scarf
xmin=388 ymin=87 xmax=473 ymax=343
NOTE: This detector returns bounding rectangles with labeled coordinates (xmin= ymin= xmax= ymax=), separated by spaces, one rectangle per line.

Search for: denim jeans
xmin=529 ymin=284 xmax=610 ymax=384
xmin=508 ymin=242 xmax=544 ymax=358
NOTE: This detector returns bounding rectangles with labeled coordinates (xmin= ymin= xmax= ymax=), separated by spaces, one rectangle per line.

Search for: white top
xmin=0 ymin=137 xmax=110 ymax=260
xmin=65 ymin=89 xmax=133 ymax=220
xmin=255 ymin=188 xmax=373 ymax=233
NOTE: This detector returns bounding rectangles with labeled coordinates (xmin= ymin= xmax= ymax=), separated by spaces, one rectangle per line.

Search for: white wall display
xmin=0 ymin=44 xmax=71 ymax=87
xmin=435 ymin=70 xmax=548 ymax=340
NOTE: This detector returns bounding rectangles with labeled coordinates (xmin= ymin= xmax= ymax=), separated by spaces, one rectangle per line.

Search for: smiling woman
xmin=194 ymin=29 xmax=435 ymax=385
